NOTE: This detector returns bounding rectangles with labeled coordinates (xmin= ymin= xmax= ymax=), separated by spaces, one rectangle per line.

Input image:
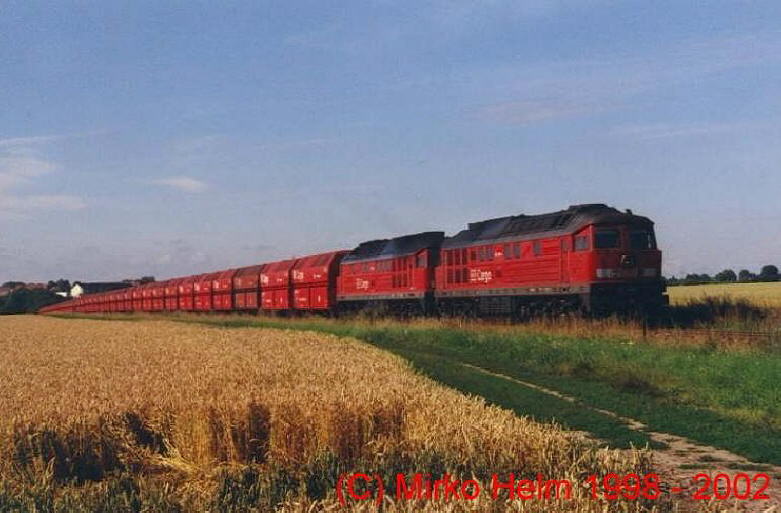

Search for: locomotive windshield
xmin=629 ymin=230 xmax=657 ymax=250
xmin=594 ymin=229 xmax=620 ymax=249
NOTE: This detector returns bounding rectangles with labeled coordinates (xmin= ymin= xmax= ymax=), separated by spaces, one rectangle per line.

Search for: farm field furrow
xmin=0 ymin=316 xmax=673 ymax=512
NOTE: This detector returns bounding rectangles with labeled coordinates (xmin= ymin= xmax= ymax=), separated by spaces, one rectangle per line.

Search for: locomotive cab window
xmin=629 ymin=230 xmax=657 ymax=250
xmin=574 ymin=235 xmax=589 ymax=251
xmin=594 ymin=229 xmax=620 ymax=249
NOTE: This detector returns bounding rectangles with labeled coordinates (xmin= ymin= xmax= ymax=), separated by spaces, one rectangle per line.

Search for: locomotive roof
xmin=443 ymin=204 xmax=653 ymax=249
xmin=343 ymin=231 xmax=445 ymax=263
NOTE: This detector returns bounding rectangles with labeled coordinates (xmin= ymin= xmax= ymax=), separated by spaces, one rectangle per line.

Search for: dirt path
xmin=461 ymin=363 xmax=781 ymax=512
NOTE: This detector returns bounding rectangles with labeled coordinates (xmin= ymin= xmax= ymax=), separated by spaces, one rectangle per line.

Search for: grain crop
xmin=668 ymin=281 xmax=781 ymax=308
xmin=0 ymin=316 xmax=674 ymax=511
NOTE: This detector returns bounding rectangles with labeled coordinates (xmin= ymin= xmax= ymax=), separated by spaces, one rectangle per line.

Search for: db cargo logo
xmin=260 ymin=274 xmax=269 ymax=285
xmin=356 ymin=278 xmax=370 ymax=290
xmin=470 ymin=269 xmax=493 ymax=284
xmin=293 ymin=270 xmax=304 ymax=281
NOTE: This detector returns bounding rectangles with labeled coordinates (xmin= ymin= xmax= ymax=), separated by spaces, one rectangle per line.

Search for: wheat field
xmin=0 ymin=316 xmax=674 ymax=512
xmin=668 ymin=281 xmax=781 ymax=307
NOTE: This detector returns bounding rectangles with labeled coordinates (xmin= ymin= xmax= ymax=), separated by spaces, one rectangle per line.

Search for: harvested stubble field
xmin=0 ymin=316 xmax=676 ymax=512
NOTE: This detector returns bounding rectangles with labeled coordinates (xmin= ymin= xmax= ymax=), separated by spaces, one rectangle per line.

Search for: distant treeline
xmin=0 ymin=289 xmax=64 ymax=315
xmin=666 ymin=265 xmax=779 ymax=286
xmin=0 ymin=280 xmax=70 ymax=315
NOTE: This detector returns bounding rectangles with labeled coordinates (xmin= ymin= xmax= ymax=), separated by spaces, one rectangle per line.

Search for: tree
xmin=759 ymin=265 xmax=779 ymax=281
xmin=0 ymin=288 xmax=64 ymax=315
xmin=139 ymin=276 xmax=156 ymax=284
xmin=714 ymin=269 xmax=737 ymax=282
xmin=47 ymin=279 xmax=71 ymax=293
xmin=1 ymin=281 xmax=24 ymax=289
xmin=684 ymin=273 xmax=712 ymax=284
xmin=738 ymin=269 xmax=756 ymax=282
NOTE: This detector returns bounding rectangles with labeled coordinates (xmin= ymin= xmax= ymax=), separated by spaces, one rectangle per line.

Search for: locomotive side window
xmin=630 ymin=230 xmax=657 ymax=250
xmin=594 ymin=229 xmax=620 ymax=249
xmin=533 ymin=241 xmax=541 ymax=256
xmin=574 ymin=235 xmax=589 ymax=251
xmin=513 ymin=243 xmax=521 ymax=259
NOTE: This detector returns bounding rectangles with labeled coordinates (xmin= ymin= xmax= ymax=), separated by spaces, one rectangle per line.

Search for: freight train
xmin=38 ymin=204 xmax=667 ymax=318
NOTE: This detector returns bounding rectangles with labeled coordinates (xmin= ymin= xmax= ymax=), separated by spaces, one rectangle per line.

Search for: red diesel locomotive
xmin=38 ymin=204 xmax=666 ymax=318
xmin=436 ymin=203 xmax=664 ymax=316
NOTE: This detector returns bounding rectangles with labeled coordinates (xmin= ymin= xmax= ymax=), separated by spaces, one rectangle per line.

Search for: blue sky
xmin=2 ymin=0 xmax=780 ymax=282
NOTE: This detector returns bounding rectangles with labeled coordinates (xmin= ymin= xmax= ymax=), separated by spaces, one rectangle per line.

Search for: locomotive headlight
xmin=596 ymin=268 xmax=619 ymax=279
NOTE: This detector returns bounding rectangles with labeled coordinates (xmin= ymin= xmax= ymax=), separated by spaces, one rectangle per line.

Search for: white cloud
xmin=286 ymin=1 xmax=610 ymax=54
xmin=477 ymin=98 xmax=601 ymax=125
xmin=0 ymin=134 xmax=67 ymax=148
xmin=1 ymin=194 xmax=86 ymax=211
xmin=425 ymin=0 xmax=610 ymax=29
xmin=610 ymin=122 xmax=753 ymax=140
xmin=150 ymin=176 xmax=208 ymax=193
xmin=0 ymin=155 xmax=56 ymax=185
xmin=0 ymin=137 xmax=86 ymax=217
xmin=471 ymin=32 xmax=781 ymax=126
xmin=0 ymin=129 xmax=106 ymax=149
